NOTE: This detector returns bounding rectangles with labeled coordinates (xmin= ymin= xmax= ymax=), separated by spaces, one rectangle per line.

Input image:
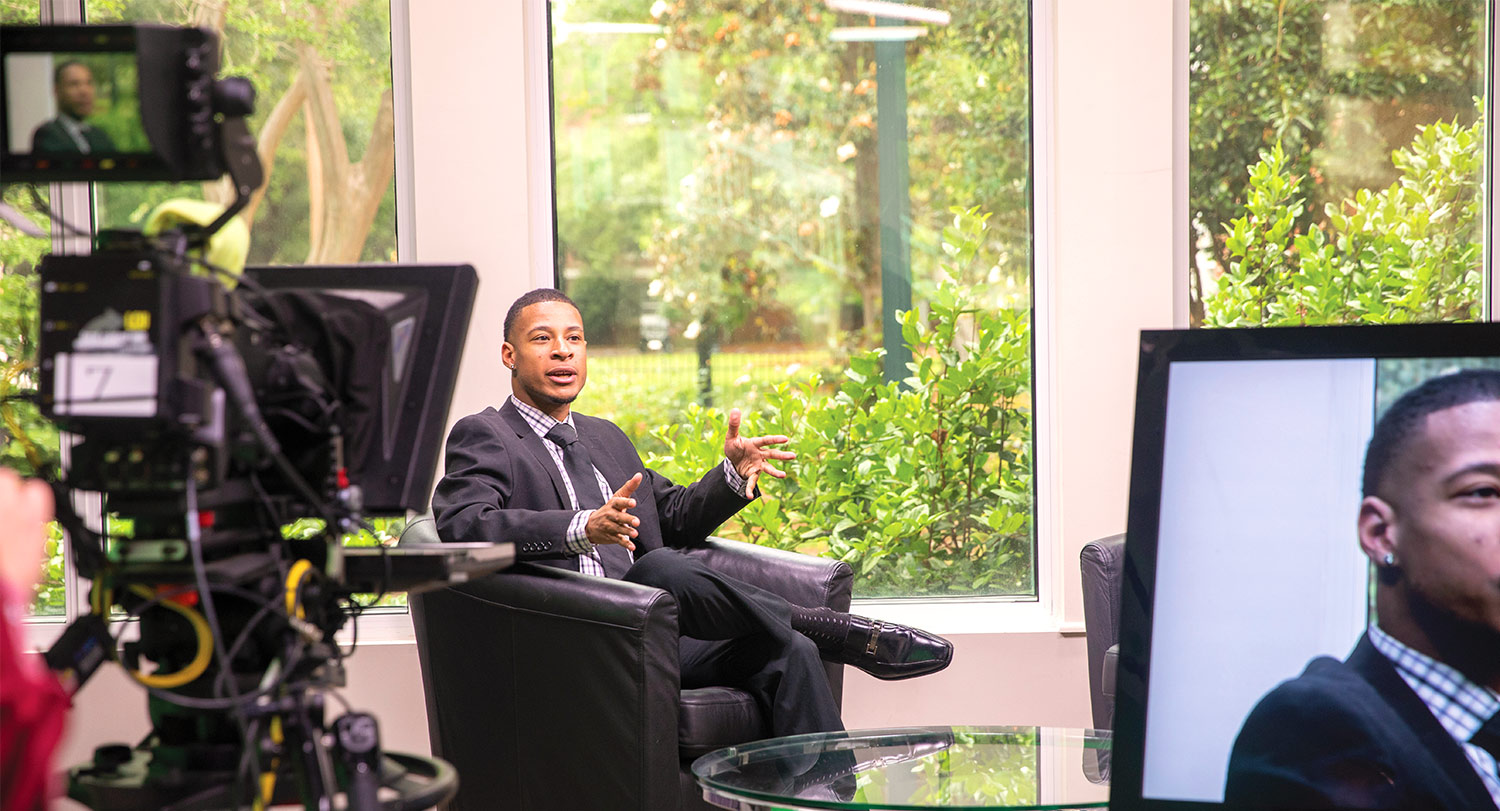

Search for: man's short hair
xmin=54 ymin=60 xmax=88 ymax=86
xmin=503 ymin=288 xmax=580 ymax=344
xmin=1362 ymin=367 xmax=1500 ymax=498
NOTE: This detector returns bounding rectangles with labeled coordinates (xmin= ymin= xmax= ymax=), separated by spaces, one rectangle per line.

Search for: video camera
xmin=2 ymin=23 xmax=509 ymax=810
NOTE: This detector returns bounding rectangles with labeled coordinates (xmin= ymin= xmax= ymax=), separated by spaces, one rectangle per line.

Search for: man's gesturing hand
xmin=586 ymin=472 xmax=642 ymax=551
xmin=723 ymin=408 xmax=796 ymax=497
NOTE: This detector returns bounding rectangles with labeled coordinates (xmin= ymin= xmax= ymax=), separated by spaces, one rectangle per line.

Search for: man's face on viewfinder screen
xmin=56 ymin=63 xmax=96 ymax=119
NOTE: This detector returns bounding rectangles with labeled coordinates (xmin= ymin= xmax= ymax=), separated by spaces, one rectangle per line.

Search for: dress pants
xmin=622 ymin=547 xmax=845 ymax=737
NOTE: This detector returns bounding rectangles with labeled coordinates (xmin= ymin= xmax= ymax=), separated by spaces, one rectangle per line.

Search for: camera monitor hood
xmin=243 ymin=263 xmax=477 ymax=516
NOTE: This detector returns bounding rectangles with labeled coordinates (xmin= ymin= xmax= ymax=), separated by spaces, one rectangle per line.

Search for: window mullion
xmin=1486 ymin=0 xmax=1498 ymax=322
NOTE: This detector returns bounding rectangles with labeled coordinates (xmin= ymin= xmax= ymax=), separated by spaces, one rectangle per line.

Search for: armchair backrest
xmin=1080 ymin=533 xmax=1125 ymax=731
xmin=411 ymin=566 xmax=684 ymax=811
xmin=407 ymin=530 xmax=853 ymax=811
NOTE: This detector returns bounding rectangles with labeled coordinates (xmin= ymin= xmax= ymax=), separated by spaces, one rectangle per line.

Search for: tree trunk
xmin=298 ymin=43 xmax=396 ymax=264
xmin=188 ymin=5 xmax=395 ymax=264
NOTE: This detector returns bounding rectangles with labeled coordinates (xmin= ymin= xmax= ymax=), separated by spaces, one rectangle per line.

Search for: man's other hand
xmin=723 ymin=408 xmax=796 ymax=497
xmin=586 ymin=472 xmax=641 ymax=550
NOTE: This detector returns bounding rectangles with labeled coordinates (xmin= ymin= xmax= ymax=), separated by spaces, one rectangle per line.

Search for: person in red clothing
xmin=0 ymin=470 xmax=65 ymax=810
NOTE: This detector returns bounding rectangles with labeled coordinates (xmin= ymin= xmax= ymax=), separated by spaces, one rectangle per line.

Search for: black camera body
xmin=5 ymin=23 xmax=501 ymax=810
xmin=39 ymin=247 xmax=230 ymax=493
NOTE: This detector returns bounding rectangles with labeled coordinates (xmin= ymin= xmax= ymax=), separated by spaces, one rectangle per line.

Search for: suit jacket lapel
xmin=498 ymin=400 xmax=571 ymax=508
xmin=1348 ymin=634 xmax=1500 ymax=811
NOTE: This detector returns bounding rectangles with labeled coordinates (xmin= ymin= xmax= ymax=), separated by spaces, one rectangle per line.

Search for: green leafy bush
xmin=643 ymin=208 xmax=1033 ymax=597
xmin=1207 ymin=103 xmax=1484 ymax=326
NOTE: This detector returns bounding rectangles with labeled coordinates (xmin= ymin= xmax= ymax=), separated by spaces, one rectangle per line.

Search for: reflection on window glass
xmin=1191 ymin=0 xmax=1486 ymax=327
xmin=87 ymin=0 xmax=399 ymax=266
xmin=553 ymin=1 xmax=1034 ymax=598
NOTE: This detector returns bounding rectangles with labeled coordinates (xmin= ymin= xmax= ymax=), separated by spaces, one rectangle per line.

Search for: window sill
xmin=854 ymin=597 xmax=1063 ymax=636
xmin=26 ymin=596 xmax=1075 ymax=653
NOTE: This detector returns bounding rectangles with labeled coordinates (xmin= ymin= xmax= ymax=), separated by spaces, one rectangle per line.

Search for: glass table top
xmin=692 ymin=726 xmax=1111 ymax=811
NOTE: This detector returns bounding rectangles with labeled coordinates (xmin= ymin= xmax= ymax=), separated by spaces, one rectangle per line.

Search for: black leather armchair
xmin=1080 ymin=533 xmax=1125 ymax=731
xmin=408 ymin=523 xmax=853 ymax=811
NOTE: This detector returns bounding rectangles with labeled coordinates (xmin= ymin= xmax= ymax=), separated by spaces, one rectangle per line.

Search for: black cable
xmin=198 ymin=323 xmax=331 ymax=524
xmin=140 ymin=645 xmax=310 ymax=713
xmin=295 ymin=690 xmax=339 ymax=803
xmin=340 ymin=601 xmax=360 ymax=659
xmin=184 ymin=479 xmax=249 ymax=741
xmin=25 ymin=185 xmax=91 ymax=238
xmin=46 ymin=479 xmax=106 ymax=580
xmin=231 ymin=714 xmax=262 ymax=811
xmin=212 ymin=595 xmax=283 ymax=701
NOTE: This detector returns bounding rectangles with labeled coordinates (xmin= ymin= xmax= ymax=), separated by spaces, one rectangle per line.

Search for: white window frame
xmin=527 ymin=0 xmax=1065 ymax=636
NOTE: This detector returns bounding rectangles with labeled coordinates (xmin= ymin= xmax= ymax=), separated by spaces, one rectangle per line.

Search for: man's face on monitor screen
xmin=501 ymin=300 xmax=588 ymax=420
xmin=56 ymin=63 xmax=96 ymax=119
xmin=1365 ymin=399 xmax=1500 ymax=642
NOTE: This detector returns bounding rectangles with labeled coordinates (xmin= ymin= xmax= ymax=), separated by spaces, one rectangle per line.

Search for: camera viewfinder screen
xmin=4 ymin=51 xmax=149 ymax=159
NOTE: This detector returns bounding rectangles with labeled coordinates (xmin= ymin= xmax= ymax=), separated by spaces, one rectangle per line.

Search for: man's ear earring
xmin=1382 ymin=552 xmax=1396 ymax=567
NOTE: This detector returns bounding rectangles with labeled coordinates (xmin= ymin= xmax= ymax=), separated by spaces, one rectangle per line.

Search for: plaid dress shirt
xmin=508 ymin=396 xmax=745 ymax=577
xmin=1368 ymin=622 xmax=1500 ymax=806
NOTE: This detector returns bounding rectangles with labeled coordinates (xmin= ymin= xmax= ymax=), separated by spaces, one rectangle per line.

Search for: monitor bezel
xmin=1110 ymin=320 xmax=1500 ymax=811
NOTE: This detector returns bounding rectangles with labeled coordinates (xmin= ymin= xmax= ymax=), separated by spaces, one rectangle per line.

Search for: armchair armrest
xmin=410 ymin=564 xmax=683 ymax=811
xmin=685 ymin=536 xmax=853 ymax=613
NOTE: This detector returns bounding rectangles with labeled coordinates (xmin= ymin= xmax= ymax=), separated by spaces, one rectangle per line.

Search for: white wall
xmin=4 ymin=52 xmax=55 ymax=152
xmin=54 ymin=0 xmax=1180 ymax=775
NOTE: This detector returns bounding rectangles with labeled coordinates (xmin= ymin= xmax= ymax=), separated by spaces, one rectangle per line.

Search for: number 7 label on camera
xmin=52 ymin=351 xmax=157 ymax=417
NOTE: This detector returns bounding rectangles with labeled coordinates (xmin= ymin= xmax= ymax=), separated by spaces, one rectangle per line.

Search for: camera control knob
xmin=90 ymin=743 xmax=132 ymax=774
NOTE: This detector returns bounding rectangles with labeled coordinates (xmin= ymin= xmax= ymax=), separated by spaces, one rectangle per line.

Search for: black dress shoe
xmin=781 ymin=748 xmax=859 ymax=802
xmin=791 ymin=606 xmax=953 ymax=680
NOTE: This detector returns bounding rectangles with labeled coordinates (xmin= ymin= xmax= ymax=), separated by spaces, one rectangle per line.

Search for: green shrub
xmin=1208 ymin=102 xmax=1484 ymax=326
xmin=643 ymin=209 xmax=1033 ymax=597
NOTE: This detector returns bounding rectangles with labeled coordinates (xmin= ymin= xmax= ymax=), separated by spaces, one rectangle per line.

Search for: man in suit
xmin=31 ymin=61 xmax=115 ymax=154
xmin=1225 ymin=369 xmax=1500 ymax=810
xmin=433 ymin=288 xmax=951 ymax=738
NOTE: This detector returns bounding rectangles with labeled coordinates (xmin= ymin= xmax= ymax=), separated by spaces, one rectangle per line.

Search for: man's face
xmin=501 ymin=300 xmax=587 ymax=419
xmin=56 ymin=64 xmax=96 ymax=119
xmin=1367 ymin=400 xmax=1500 ymax=639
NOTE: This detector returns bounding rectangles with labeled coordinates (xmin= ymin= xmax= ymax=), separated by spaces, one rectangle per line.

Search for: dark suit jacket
xmin=1225 ymin=633 xmax=1498 ymax=811
xmin=432 ymin=400 xmax=752 ymax=570
xmin=31 ymin=118 xmax=116 ymax=154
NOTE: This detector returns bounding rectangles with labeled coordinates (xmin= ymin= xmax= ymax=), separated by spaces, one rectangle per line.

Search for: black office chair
xmin=1080 ymin=533 xmax=1126 ymax=731
xmin=405 ymin=516 xmax=853 ymax=811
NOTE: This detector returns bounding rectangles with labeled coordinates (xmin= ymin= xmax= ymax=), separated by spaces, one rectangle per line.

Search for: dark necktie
xmin=544 ymin=423 xmax=633 ymax=578
xmin=1473 ymin=711 xmax=1500 ymax=763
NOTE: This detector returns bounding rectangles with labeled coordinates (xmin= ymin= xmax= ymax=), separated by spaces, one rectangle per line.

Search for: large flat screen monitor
xmin=1109 ymin=322 xmax=1500 ymax=811
xmin=244 ymin=263 xmax=476 ymax=515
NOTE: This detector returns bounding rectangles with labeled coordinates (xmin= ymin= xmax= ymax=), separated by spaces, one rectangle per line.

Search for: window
xmin=1189 ymin=0 xmax=1487 ymax=327
xmin=1 ymin=0 xmax=403 ymax=621
xmin=550 ymin=0 xmax=1035 ymax=598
